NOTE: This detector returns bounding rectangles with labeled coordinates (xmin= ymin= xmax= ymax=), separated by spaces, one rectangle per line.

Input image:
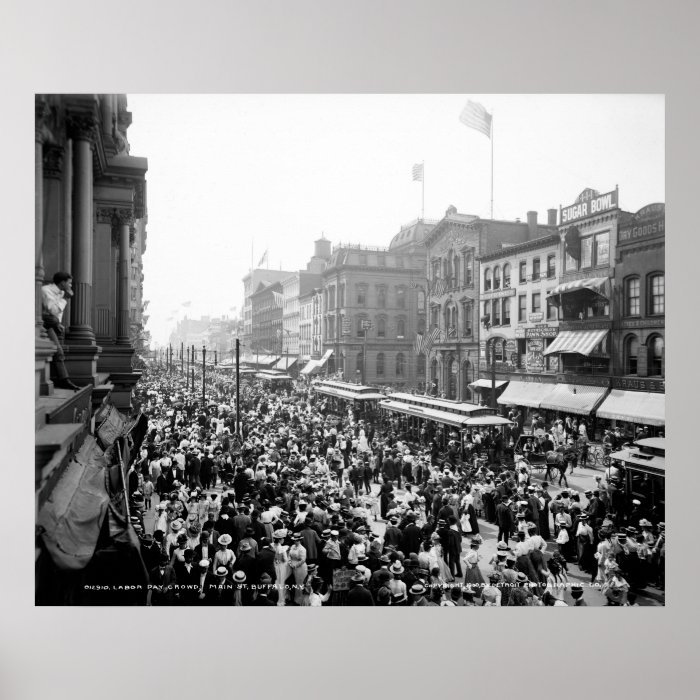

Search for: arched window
xmin=356 ymin=352 xmax=364 ymax=374
xmin=430 ymin=358 xmax=438 ymax=382
xmin=377 ymin=316 xmax=386 ymax=338
xmin=444 ymin=302 xmax=457 ymax=336
xmin=648 ymin=335 xmax=664 ymax=376
xmin=484 ymin=267 xmax=492 ymax=291
xmin=503 ymin=263 xmax=511 ymax=288
xmin=396 ymin=352 xmax=406 ymax=377
xmin=625 ymin=277 xmax=640 ymax=316
xmin=462 ymin=360 xmax=473 ymax=401
xmin=648 ymin=274 xmax=665 ymax=315
xmin=377 ymin=285 xmax=387 ymax=308
xmin=376 ymin=352 xmax=385 ymax=376
xmin=625 ymin=335 xmax=639 ymax=375
xmin=493 ymin=265 xmax=501 ymax=289
xmin=483 ymin=300 xmax=491 ymax=319
xmin=502 ymin=297 xmax=511 ymax=325
xmin=356 ymin=316 xmax=367 ymax=336
xmin=416 ymin=354 xmax=425 ymax=377
xmin=397 ymin=318 xmax=406 ymax=338
xmin=417 ymin=315 xmax=426 ymax=334
xmin=463 ymin=250 xmax=474 ymax=287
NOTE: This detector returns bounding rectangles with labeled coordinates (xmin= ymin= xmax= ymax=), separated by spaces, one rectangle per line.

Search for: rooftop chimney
xmin=547 ymin=208 xmax=558 ymax=226
xmin=527 ymin=211 xmax=538 ymax=239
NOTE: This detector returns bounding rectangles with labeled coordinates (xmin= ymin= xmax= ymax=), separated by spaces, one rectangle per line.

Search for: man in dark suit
xmin=148 ymin=554 xmax=179 ymax=605
xmin=204 ymin=566 xmax=236 ymax=605
xmin=255 ymin=539 xmax=277 ymax=583
xmin=251 ymin=573 xmax=276 ymax=606
xmin=174 ymin=549 xmax=200 ymax=605
xmin=400 ymin=514 xmax=422 ymax=555
xmin=384 ymin=517 xmax=403 ymax=548
xmin=346 ymin=572 xmax=375 ymax=606
xmin=495 ymin=498 xmax=514 ymax=543
xmin=188 ymin=450 xmax=202 ymax=490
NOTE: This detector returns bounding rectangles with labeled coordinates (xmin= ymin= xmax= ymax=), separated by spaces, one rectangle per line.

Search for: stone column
xmin=66 ymin=114 xmax=97 ymax=344
xmin=116 ymin=210 xmax=134 ymax=345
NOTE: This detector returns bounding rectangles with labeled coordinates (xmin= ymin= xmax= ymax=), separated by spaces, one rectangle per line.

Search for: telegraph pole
xmin=202 ymin=345 xmax=207 ymax=408
xmin=180 ymin=342 xmax=184 ymax=374
xmin=235 ymin=337 xmax=240 ymax=437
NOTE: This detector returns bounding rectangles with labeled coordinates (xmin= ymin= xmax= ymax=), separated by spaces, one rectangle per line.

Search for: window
xmin=358 ymin=254 xmax=368 ymax=266
xmin=417 ymin=315 xmax=426 ymax=334
xmin=492 ymin=300 xmax=501 ymax=326
xmin=493 ymin=266 xmax=501 ymax=289
xmin=396 ymin=286 xmax=406 ymax=309
xmin=463 ymin=251 xmax=474 ymax=287
xmin=377 ymin=317 xmax=386 ymax=338
xmin=462 ymin=301 xmax=473 ymax=336
xmin=546 ymin=295 xmax=558 ymax=321
xmin=377 ymin=285 xmax=387 ymax=308
xmin=396 ymin=352 xmax=406 ymax=376
xmin=503 ymin=262 xmax=511 ymax=288
xmin=580 ymin=237 xmax=593 ymax=268
xmin=356 ymin=285 xmax=367 ymax=306
xmin=649 ymin=335 xmax=664 ymax=376
xmin=625 ymin=277 xmax=640 ymax=316
xmin=356 ymin=352 xmax=364 ymax=374
xmin=376 ymin=352 xmax=385 ymax=376
xmin=491 ymin=340 xmax=504 ymax=362
xmin=595 ymin=232 xmax=610 ymax=266
xmin=518 ymin=295 xmax=526 ymax=322
xmin=532 ymin=257 xmax=541 ymax=280
xmin=328 ymin=286 xmax=336 ymax=308
xmin=547 ymin=255 xmax=556 ymax=278
xmin=483 ymin=300 xmax=491 ymax=321
xmin=397 ymin=318 xmax=406 ymax=338
xmin=532 ymin=292 xmax=541 ymax=313
xmin=625 ymin=335 xmax=639 ymax=375
xmin=417 ymin=356 xmax=425 ymax=376
xmin=378 ymin=254 xmax=386 ymax=266
xmin=338 ymin=283 xmax=345 ymax=307
xmin=649 ymin=274 xmax=665 ymax=314
xmin=445 ymin=303 xmax=457 ymax=335
xmin=519 ymin=261 xmax=527 ymax=283
xmin=356 ymin=317 xmax=366 ymax=336
xmin=502 ymin=297 xmax=511 ymax=325
xmin=484 ymin=268 xmax=492 ymax=291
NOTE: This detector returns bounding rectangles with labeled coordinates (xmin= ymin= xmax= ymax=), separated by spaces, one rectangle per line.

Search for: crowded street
xmin=120 ymin=364 xmax=665 ymax=606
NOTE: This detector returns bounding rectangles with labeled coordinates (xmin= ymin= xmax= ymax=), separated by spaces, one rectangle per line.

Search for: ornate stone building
xmin=35 ymin=94 xmax=149 ymax=603
xmin=321 ymin=219 xmax=433 ymax=388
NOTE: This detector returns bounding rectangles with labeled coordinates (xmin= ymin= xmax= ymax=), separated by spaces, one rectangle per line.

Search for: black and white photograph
xmin=34 ymin=93 xmax=666 ymax=608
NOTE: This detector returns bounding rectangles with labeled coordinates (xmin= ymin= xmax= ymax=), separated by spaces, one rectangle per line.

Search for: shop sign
xmin=525 ymin=324 xmax=559 ymax=338
xmin=526 ymin=339 xmax=544 ymax=372
xmin=618 ymin=204 xmax=665 ymax=244
xmin=505 ymin=339 xmax=518 ymax=353
xmin=342 ymin=319 xmax=351 ymax=335
xmin=620 ymin=318 xmax=665 ymax=329
xmin=528 ymin=313 xmax=544 ymax=323
xmin=483 ymin=287 xmax=516 ymax=299
xmin=612 ymin=377 xmax=664 ymax=393
xmin=561 ymin=188 xmax=619 ymax=224
xmin=515 ymin=327 xmax=526 ymax=338
xmin=558 ymin=374 xmax=611 ymax=387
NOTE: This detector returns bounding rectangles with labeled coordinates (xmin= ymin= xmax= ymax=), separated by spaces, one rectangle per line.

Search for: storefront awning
xmin=496 ymin=381 xmax=555 ymax=409
xmin=539 ymin=383 xmax=609 ymax=415
xmin=273 ymin=357 xmax=298 ymax=371
xmin=596 ymin=390 xmax=665 ymax=426
xmin=547 ymin=277 xmax=610 ymax=298
xmin=469 ymin=379 xmax=508 ymax=390
xmin=543 ymin=329 xmax=608 ymax=356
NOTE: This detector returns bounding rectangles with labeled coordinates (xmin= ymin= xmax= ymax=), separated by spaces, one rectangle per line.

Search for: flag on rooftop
xmin=412 ymin=163 xmax=424 ymax=182
xmin=459 ymin=100 xmax=492 ymax=138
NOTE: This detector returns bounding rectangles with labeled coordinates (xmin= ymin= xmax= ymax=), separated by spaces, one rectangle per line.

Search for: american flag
xmin=431 ymin=277 xmax=447 ymax=296
xmin=272 ymin=291 xmax=283 ymax=307
xmin=412 ymin=163 xmax=424 ymax=182
xmin=447 ymin=326 xmax=457 ymax=338
xmin=422 ymin=327 xmax=443 ymax=355
xmin=459 ymin=100 xmax=492 ymax=138
xmin=414 ymin=333 xmax=424 ymax=355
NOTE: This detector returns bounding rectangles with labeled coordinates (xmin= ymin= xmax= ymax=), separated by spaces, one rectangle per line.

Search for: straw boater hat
xmin=218 ymin=534 xmax=233 ymax=546
xmin=390 ymin=561 xmax=404 ymax=575
xmin=233 ymin=571 xmax=247 ymax=584
xmin=273 ymin=529 xmax=288 ymax=539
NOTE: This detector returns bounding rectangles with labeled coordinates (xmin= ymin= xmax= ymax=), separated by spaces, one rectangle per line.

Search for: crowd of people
xmin=125 ymin=364 xmax=665 ymax=606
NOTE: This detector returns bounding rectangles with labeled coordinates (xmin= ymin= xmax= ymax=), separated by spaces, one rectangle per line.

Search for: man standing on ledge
xmin=41 ymin=271 xmax=80 ymax=390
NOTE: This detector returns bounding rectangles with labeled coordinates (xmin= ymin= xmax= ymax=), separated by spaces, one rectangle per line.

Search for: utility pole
xmin=235 ymin=337 xmax=240 ymax=437
xmin=187 ymin=345 xmax=190 ymax=377
xmin=180 ymin=342 xmax=184 ymax=374
xmin=202 ymin=345 xmax=207 ymax=408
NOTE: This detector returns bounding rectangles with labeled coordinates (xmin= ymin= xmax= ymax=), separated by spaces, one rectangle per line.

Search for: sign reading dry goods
xmin=561 ymin=188 xmax=619 ymax=224
xmin=618 ymin=203 xmax=665 ymax=244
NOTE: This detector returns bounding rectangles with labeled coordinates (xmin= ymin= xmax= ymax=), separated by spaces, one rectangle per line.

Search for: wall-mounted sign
xmin=505 ymin=339 xmax=518 ymax=353
xmin=525 ymin=324 xmax=559 ymax=339
xmin=515 ymin=327 xmax=526 ymax=338
xmin=561 ymin=188 xmax=619 ymax=224
xmin=483 ymin=287 xmax=516 ymax=299
xmin=618 ymin=203 xmax=665 ymax=244
xmin=528 ymin=313 xmax=544 ymax=323
xmin=342 ymin=319 xmax=351 ymax=335
xmin=612 ymin=377 xmax=664 ymax=393
xmin=526 ymin=339 xmax=544 ymax=372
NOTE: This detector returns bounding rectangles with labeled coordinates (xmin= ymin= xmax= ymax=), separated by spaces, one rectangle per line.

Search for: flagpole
xmin=490 ymin=110 xmax=494 ymax=220
xmin=421 ymin=161 xmax=425 ymax=220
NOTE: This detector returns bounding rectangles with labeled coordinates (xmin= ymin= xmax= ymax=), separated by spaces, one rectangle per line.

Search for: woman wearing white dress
xmin=272 ymin=529 xmax=290 ymax=606
xmin=288 ymin=533 xmax=308 ymax=605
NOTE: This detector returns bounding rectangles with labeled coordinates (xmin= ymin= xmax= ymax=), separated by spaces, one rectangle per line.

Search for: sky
xmin=125 ymin=94 xmax=665 ymax=347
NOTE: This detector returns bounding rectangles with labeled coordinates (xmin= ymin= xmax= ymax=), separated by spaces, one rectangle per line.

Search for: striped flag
xmin=447 ymin=326 xmax=457 ymax=338
xmin=257 ymin=250 xmax=269 ymax=267
xmin=412 ymin=163 xmax=424 ymax=182
xmin=459 ymin=100 xmax=492 ymax=138
xmin=431 ymin=277 xmax=447 ymax=296
xmin=422 ymin=327 xmax=443 ymax=355
xmin=272 ymin=291 xmax=283 ymax=307
xmin=414 ymin=333 xmax=424 ymax=355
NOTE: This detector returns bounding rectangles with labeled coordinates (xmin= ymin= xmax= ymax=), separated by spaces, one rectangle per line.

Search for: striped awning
xmin=543 ymin=329 xmax=608 ymax=356
xmin=539 ymin=383 xmax=609 ymax=415
xmin=547 ymin=277 xmax=609 ymax=298
xmin=596 ymin=390 xmax=665 ymax=427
